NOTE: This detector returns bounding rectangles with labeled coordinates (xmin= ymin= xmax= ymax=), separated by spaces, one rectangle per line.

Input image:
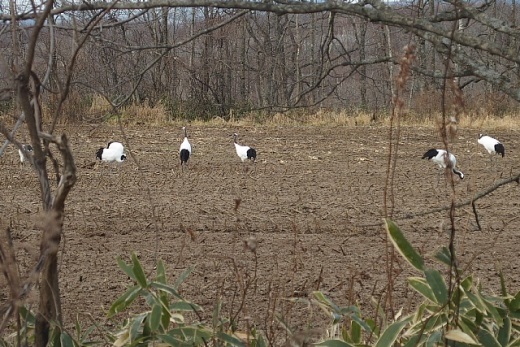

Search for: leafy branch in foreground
xmin=108 ymin=253 xmax=267 ymax=347
xmin=313 ymin=220 xmax=520 ymax=346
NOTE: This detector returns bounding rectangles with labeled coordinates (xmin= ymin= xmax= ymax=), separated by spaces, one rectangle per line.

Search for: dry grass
xmin=395 ymin=111 xmax=520 ymax=130
xmin=89 ymin=94 xmax=113 ymax=116
xmin=119 ymin=101 xmax=169 ymax=125
xmin=89 ymin=95 xmax=170 ymax=125
xmin=199 ymin=109 xmax=520 ymax=131
xmin=3 ymin=93 xmax=519 ymax=130
xmin=259 ymin=109 xmax=375 ymax=126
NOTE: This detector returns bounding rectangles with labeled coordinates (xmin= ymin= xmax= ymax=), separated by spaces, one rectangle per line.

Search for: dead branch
xmin=354 ymin=173 xmax=520 ymax=228
xmin=0 ymin=228 xmax=21 ymax=334
xmin=471 ymin=200 xmax=481 ymax=231
xmin=0 ymin=112 xmax=25 ymax=157
xmin=39 ymin=132 xmax=77 ymax=211
xmin=399 ymin=173 xmax=520 ymax=220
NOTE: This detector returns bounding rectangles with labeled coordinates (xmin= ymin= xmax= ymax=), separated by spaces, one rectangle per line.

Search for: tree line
xmin=2 ymin=0 xmax=520 ymax=121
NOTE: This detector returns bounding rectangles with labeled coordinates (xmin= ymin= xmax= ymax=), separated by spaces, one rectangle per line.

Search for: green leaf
xmin=459 ymin=315 xmax=479 ymax=336
xmin=212 ymin=299 xmax=222 ymax=329
xmin=75 ymin=316 xmax=81 ymax=337
xmin=150 ymin=282 xmax=182 ymax=299
xmin=130 ymin=313 xmax=147 ymax=342
xmin=403 ymin=335 xmax=421 ymax=347
xmin=156 ymin=259 xmax=167 ymax=284
xmin=460 ymin=276 xmax=473 ymax=291
xmin=60 ymin=331 xmax=75 ymax=347
xmin=365 ymin=318 xmax=377 ymax=334
xmin=315 ymin=340 xmax=355 ymax=347
xmin=131 ymin=253 xmax=148 ymax=288
xmin=313 ymin=291 xmax=341 ymax=312
xmin=351 ymin=320 xmax=361 ymax=344
xmin=425 ymin=330 xmax=442 ymax=347
xmin=434 ymin=247 xmax=453 ymax=267
xmin=509 ymin=291 xmax=520 ymax=312
xmin=385 ymin=219 xmax=424 ymax=271
xmin=160 ymin=294 xmax=171 ymax=331
xmin=107 ymin=285 xmax=141 ymax=318
xmin=312 ymin=291 xmax=344 ymax=324
xmin=167 ymin=326 xmax=212 ymax=343
xmin=424 ymin=269 xmax=448 ymax=305
xmin=499 ymin=269 xmax=508 ymax=298
xmin=406 ymin=312 xmax=446 ymax=336
xmin=374 ymin=317 xmax=411 ymax=347
xmin=482 ymin=295 xmax=504 ymax=326
xmin=408 ymin=277 xmax=436 ymax=303
xmin=465 ymin=289 xmax=488 ymax=313
xmin=445 ymin=329 xmax=478 ymax=344
xmin=173 ymin=265 xmax=194 ymax=290
xmin=350 ymin=313 xmax=372 ymax=333
xmin=117 ymin=256 xmax=136 ymax=281
xmin=158 ymin=333 xmax=187 ymax=346
xmin=142 ymin=313 xmax=152 ymax=338
xmin=19 ymin=306 xmax=36 ymax=324
xmin=148 ymin=304 xmax=162 ymax=332
xmin=170 ymin=301 xmax=203 ymax=312
xmin=216 ymin=331 xmax=246 ymax=346
xmin=497 ymin=316 xmax=511 ymax=347
xmin=478 ymin=327 xmax=502 ymax=347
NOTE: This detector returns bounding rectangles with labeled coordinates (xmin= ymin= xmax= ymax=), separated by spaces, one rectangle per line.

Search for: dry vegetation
xmin=32 ymin=93 xmax=520 ymax=129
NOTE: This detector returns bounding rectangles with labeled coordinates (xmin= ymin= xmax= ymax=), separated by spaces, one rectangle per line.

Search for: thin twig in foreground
xmin=399 ymin=173 xmax=520 ymax=220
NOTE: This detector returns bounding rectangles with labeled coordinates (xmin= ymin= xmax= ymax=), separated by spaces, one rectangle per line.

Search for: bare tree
xmin=2 ymin=0 xmax=514 ymax=105
xmin=3 ymin=0 xmax=517 ymax=117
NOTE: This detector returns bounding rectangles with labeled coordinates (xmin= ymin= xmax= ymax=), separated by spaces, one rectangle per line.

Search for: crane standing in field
xmin=422 ymin=148 xmax=464 ymax=180
xmin=478 ymin=134 xmax=505 ymax=165
xmin=233 ymin=133 xmax=256 ymax=163
xmin=18 ymin=144 xmax=33 ymax=165
xmin=179 ymin=126 xmax=192 ymax=171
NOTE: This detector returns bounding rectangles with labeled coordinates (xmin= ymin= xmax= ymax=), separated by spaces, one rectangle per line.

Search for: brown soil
xmin=1 ymin=124 xmax=519 ymax=343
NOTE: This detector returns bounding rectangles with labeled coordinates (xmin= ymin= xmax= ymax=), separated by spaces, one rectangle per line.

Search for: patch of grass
xmin=31 ymin=94 xmax=518 ymax=130
xmin=89 ymin=94 xmax=112 ymax=117
xmin=260 ymin=109 xmax=377 ymax=126
xmin=393 ymin=111 xmax=520 ymax=130
xmin=118 ymin=100 xmax=169 ymax=125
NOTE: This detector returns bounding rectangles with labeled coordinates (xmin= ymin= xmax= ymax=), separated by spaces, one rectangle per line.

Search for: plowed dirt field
xmin=1 ymin=124 xmax=519 ymax=342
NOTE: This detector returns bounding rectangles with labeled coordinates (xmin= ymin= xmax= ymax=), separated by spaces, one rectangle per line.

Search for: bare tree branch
xmin=398 ymin=173 xmax=520 ymax=220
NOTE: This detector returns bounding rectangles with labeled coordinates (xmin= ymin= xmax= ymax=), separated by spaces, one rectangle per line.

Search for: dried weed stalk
xmin=383 ymin=43 xmax=416 ymax=318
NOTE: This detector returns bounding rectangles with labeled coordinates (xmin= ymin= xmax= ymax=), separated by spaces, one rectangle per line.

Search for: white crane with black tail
xmin=233 ymin=133 xmax=256 ymax=162
xmin=478 ymin=134 xmax=505 ymax=159
xmin=179 ymin=126 xmax=192 ymax=170
xmin=18 ymin=144 xmax=33 ymax=164
xmin=96 ymin=141 xmax=127 ymax=162
xmin=422 ymin=148 xmax=464 ymax=179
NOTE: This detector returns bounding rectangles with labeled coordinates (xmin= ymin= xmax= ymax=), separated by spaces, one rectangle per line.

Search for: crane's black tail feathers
xmin=180 ymin=149 xmax=190 ymax=164
xmin=247 ymin=148 xmax=257 ymax=161
xmin=495 ymin=143 xmax=505 ymax=157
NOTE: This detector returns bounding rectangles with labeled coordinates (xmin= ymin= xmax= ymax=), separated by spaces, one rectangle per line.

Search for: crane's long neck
xmin=184 ymin=127 xmax=188 ymax=138
xmin=233 ymin=135 xmax=238 ymax=144
xmin=453 ymin=168 xmax=464 ymax=179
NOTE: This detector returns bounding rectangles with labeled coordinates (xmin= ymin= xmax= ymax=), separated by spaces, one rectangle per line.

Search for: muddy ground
xmin=1 ymin=124 xmax=519 ymax=343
